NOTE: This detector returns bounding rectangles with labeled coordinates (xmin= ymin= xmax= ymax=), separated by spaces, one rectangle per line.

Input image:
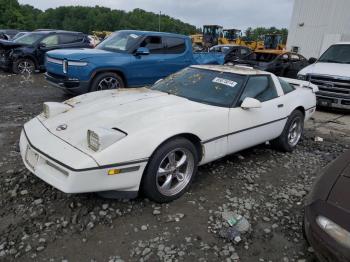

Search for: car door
xmin=162 ymin=36 xmax=192 ymax=77
xmin=239 ymin=47 xmax=251 ymax=59
xmin=271 ymin=53 xmax=290 ymax=76
xmin=227 ymin=75 xmax=287 ymax=154
xmin=286 ymin=53 xmax=302 ymax=78
xmin=127 ymin=35 xmax=168 ymax=86
xmin=36 ymin=34 xmax=60 ymax=66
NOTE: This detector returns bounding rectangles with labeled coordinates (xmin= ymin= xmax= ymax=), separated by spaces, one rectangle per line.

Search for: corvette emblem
xmin=56 ymin=124 xmax=68 ymax=131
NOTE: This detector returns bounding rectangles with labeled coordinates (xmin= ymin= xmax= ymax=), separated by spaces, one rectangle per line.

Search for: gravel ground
xmin=0 ymin=72 xmax=349 ymax=262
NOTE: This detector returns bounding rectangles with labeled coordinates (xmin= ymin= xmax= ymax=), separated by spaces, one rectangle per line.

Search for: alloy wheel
xmin=97 ymin=77 xmax=121 ymax=90
xmin=288 ymin=117 xmax=302 ymax=147
xmin=156 ymin=148 xmax=195 ymax=196
xmin=18 ymin=60 xmax=34 ymax=74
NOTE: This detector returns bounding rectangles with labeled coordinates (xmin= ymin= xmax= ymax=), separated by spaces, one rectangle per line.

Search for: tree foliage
xmin=0 ymin=0 xmax=197 ymax=35
xmin=0 ymin=0 xmax=288 ymax=40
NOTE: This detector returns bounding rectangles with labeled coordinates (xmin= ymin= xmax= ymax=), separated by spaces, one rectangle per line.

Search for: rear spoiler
xmin=280 ymin=77 xmax=319 ymax=93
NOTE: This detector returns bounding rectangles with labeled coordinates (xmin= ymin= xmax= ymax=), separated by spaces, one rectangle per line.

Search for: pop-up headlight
xmin=87 ymin=127 xmax=127 ymax=152
xmin=43 ymin=102 xmax=72 ymax=118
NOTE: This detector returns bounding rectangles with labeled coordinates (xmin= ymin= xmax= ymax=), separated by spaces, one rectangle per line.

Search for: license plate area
xmin=317 ymin=98 xmax=333 ymax=107
xmin=25 ymin=146 xmax=39 ymax=170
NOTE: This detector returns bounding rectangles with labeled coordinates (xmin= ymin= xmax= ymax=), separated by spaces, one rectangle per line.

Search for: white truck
xmin=298 ymin=43 xmax=350 ymax=110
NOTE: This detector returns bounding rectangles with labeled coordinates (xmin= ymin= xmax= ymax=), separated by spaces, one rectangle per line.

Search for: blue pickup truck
xmin=45 ymin=30 xmax=224 ymax=94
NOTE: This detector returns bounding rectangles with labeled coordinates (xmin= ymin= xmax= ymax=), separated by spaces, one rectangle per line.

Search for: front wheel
xmin=12 ymin=58 xmax=35 ymax=74
xmin=271 ymin=110 xmax=304 ymax=152
xmin=141 ymin=138 xmax=199 ymax=203
xmin=90 ymin=72 xmax=125 ymax=92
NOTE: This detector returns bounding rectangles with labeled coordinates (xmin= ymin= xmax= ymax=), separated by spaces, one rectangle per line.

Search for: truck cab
xmin=45 ymin=30 xmax=224 ymax=94
xmin=298 ymin=43 xmax=350 ymax=110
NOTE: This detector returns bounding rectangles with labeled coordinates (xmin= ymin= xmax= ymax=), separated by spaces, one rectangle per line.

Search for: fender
xmin=11 ymin=50 xmax=39 ymax=69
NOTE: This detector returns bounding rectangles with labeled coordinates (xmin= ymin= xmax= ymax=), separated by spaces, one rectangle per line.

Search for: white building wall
xmin=287 ymin=0 xmax=350 ymax=58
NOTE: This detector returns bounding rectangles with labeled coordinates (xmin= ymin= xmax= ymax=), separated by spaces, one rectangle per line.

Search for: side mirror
xmin=241 ymin=97 xmax=262 ymax=110
xmin=308 ymin=57 xmax=317 ymax=64
xmin=135 ymin=47 xmax=150 ymax=56
xmin=39 ymin=42 xmax=46 ymax=48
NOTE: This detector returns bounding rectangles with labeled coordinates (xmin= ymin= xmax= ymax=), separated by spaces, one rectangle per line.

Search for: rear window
xmin=165 ymin=37 xmax=186 ymax=54
xmin=279 ymin=78 xmax=295 ymax=94
xmin=60 ymin=34 xmax=84 ymax=44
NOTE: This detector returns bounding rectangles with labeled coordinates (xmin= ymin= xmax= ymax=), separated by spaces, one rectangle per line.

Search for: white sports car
xmin=20 ymin=65 xmax=318 ymax=203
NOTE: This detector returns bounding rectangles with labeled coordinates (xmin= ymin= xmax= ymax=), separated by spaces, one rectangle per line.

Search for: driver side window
xmin=139 ymin=36 xmax=165 ymax=54
xmin=41 ymin=35 xmax=59 ymax=47
xmin=239 ymin=76 xmax=278 ymax=104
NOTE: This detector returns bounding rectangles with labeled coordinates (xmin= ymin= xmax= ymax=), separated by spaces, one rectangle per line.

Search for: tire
xmin=141 ymin=138 xmax=199 ymax=203
xmin=12 ymin=58 xmax=35 ymax=74
xmin=271 ymin=110 xmax=304 ymax=152
xmin=90 ymin=72 xmax=125 ymax=92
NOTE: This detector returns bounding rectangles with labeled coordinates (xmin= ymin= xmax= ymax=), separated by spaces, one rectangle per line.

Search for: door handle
xmin=278 ymin=104 xmax=284 ymax=108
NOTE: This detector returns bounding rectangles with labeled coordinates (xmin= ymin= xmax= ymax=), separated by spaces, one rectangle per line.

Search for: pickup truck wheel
xmin=12 ymin=58 xmax=35 ymax=74
xmin=271 ymin=110 xmax=304 ymax=152
xmin=141 ymin=138 xmax=199 ymax=203
xmin=90 ymin=72 xmax=124 ymax=92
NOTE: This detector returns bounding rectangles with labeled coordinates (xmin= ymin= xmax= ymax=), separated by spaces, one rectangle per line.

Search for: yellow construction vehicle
xmin=92 ymin=31 xmax=113 ymax=40
xmin=202 ymin=25 xmax=224 ymax=48
xmin=263 ymin=34 xmax=286 ymax=50
xmin=190 ymin=34 xmax=203 ymax=46
xmin=222 ymin=29 xmax=241 ymax=44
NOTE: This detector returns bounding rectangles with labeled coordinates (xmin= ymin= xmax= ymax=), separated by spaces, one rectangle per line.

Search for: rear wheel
xmin=12 ymin=58 xmax=35 ymax=74
xmin=141 ymin=138 xmax=199 ymax=203
xmin=90 ymin=72 xmax=124 ymax=92
xmin=271 ymin=110 xmax=304 ymax=152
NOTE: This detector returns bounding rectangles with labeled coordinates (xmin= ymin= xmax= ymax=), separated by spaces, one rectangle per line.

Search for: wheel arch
xmin=13 ymin=54 xmax=39 ymax=69
xmin=90 ymin=68 xmax=127 ymax=88
xmin=150 ymin=133 xmax=203 ymax=162
xmin=141 ymin=133 xmax=203 ymax=180
xmin=293 ymin=106 xmax=305 ymax=117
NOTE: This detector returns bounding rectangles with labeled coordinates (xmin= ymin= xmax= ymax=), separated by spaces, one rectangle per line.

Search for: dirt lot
xmin=0 ymin=72 xmax=349 ymax=262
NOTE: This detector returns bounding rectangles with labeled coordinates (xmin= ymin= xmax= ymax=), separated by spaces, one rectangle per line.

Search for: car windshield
xmin=13 ymin=33 xmax=45 ymax=45
xmin=319 ymin=44 xmax=350 ymax=64
xmin=150 ymin=67 xmax=245 ymax=107
xmin=96 ymin=31 xmax=142 ymax=52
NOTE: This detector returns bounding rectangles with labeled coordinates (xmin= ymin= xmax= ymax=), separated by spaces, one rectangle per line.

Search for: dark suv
xmin=0 ymin=30 xmax=92 ymax=74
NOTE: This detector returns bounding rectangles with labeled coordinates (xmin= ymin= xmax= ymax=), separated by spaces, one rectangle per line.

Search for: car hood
xmin=306 ymin=150 xmax=350 ymax=205
xmin=299 ymin=62 xmax=350 ymax=77
xmin=38 ymin=88 xmax=208 ymax=152
xmin=0 ymin=39 xmax=26 ymax=50
xmin=46 ymin=48 xmax=125 ymax=60
xmin=327 ymin=150 xmax=350 ymax=211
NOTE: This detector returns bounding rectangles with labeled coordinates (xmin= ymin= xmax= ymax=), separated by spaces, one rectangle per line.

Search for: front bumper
xmin=20 ymin=118 xmax=147 ymax=194
xmin=0 ymin=57 xmax=12 ymax=70
xmin=45 ymin=72 xmax=90 ymax=94
xmin=316 ymin=95 xmax=350 ymax=110
xmin=304 ymin=200 xmax=350 ymax=262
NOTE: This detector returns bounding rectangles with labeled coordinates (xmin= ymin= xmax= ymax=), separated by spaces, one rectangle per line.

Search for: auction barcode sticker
xmin=212 ymin=77 xmax=237 ymax=87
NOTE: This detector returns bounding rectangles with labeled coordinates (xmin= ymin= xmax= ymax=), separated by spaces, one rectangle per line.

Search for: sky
xmin=18 ymin=0 xmax=295 ymax=30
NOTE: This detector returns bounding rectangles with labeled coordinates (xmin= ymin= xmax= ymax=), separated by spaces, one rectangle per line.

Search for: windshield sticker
xmin=212 ymin=77 xmax=238 ymax=87
xmin=129 ymin=34 xmax=139 ymax=39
